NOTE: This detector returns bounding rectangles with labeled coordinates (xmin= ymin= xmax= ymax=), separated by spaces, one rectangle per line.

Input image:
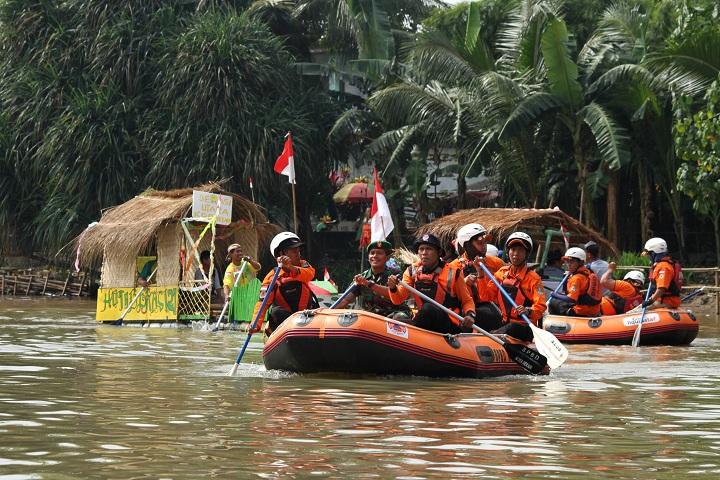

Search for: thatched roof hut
xmin=417 ymin=207 xmax=618 ymax=257
xmin=79 ymin=183 xmax=278 ymax=287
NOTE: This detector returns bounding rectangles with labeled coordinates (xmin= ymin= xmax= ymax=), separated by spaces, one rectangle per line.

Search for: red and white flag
xmin=274 ymin=133 xmax=295 ymax=184
xmin=249 ymin=176 xmax=254 ymax=189
xmin=370 ymin=167 xmax=394 ymax=242
xmin=560 ymin=223 xmax=570 ymax=250
xmin=324 ymin=267 xmax=335 ymax=286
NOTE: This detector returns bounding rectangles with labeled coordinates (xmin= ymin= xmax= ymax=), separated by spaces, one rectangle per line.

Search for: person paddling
xmin=335 ymin=241 xmax=412 ymax=321
xmin=485 ymin=232 xmax=546 ymax=342
xmin=249 ymin=232 xmax=317 ymax=335
xmin=223 ymin=243 xmax=261 ymax=300
xmin=642 ymin=237 xmax=682 ymax=310
xmin=449 ymin=223 xmax=504 ymax=332
xmin=599 ymin=264 xmax=644 ymax=315
xmin=387 ymin=233 xmax=475 ymax=335
xmin=548 ymin=247 xmax=602 ymax=317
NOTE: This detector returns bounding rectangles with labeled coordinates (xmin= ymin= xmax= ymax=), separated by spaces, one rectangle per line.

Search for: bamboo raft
xmin=0 ymin=269 xmax=92 ymax=297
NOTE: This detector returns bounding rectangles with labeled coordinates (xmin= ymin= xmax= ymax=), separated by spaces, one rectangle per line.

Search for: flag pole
xmin=291 ymin=181 xmax=298 ymax=233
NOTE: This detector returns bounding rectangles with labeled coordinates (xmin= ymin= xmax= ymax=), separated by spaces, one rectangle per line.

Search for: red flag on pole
xmin=370 ymin=167 xmax=394 ymax=242
xmin=274 ymin=134 xmax=296 ymax=184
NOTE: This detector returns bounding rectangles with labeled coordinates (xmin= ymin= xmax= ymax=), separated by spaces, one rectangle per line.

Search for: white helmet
xmin=456 ymin=223 xmax=487 ymax=248
xmin=486 ymin=244 xmax=499 ymax=257
xmin=563 ymin=247 xmax=586 ymax=262
xmin=505 ymin=232 xmax=533 ymax=252
xmin=623 ymin=270 xmax=645 ymax=285
xmin=643 ymin=237 xmax=668 ymax=255
xmin=270 ymin=232 xmax=303 ymax=257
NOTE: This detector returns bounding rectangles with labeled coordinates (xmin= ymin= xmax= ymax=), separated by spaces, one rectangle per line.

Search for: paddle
xmin=476 ymin=262 xmax=569 ymax=370
xmin=545 ymin=273 xmax=570 ymax=307
xmin=211 ymin=260 xmax=247 ymax=332
xmin=631 ymin=283 xmax=654 ymax=348
xmin=110 ymin=267 xmax=157 ymax=326
xmin=227 ymin=265 xmax=281 ymax=376
xmin=681 ymin=286 xmax=706 ymax=303
xmin=398 ymin=281 xmax=547 ymax=374
xmin=329 ymin=282 xmax=358 ymax=309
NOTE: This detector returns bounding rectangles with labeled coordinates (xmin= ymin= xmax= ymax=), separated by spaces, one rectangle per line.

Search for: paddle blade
xmin=530 ymin=324 xmax=568 ymax=369
xmin=503 ymin=342 xmax=548 ymax=374
xmin=631 ymin=323 xmax=642 ymax=347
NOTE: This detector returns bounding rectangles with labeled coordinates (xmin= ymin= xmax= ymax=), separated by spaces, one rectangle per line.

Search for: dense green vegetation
xmin=0 ymin=0 xmax=719 ymax=264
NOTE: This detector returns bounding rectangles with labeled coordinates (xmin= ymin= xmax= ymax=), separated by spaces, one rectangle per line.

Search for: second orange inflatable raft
xmin=542 ymin=307 xmax=699 ymax=345
xmin=263 ymin=309 xmax=548 ymax=377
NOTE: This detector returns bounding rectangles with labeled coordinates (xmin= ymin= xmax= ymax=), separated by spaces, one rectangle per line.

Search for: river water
xmin=1 ymin=297 xmax=719 ymax=479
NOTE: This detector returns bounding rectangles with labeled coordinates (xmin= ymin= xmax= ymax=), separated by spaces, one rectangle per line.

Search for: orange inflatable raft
xmin=263 ymin=309 xmax=548 ymax=377
xmin=542 ymin=308 xmax=699 ymax=345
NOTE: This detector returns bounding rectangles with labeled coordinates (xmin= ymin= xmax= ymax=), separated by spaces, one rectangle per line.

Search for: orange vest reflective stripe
xmin=411 ymin=264 xmax=461 ymax=324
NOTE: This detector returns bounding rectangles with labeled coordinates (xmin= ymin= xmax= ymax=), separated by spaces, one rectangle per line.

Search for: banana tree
xmin=499 ymin=16 xmax=631 ymax=227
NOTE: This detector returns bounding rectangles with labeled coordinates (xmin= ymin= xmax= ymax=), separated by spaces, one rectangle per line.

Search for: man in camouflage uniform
xmin=336 ymin=241 xmax=412 ymax=321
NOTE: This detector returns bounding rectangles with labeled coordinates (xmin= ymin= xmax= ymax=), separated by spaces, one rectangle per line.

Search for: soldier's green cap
xmin=366 ymin=240 xmax=393 ymax=254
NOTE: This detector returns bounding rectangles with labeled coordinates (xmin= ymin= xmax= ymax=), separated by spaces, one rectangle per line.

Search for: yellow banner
xmin=96 ymin=286 xmax=178 ymax=322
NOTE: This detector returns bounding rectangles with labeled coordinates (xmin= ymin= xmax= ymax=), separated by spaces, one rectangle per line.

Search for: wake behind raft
xmin=263 ymin=309 xmax=549 ymax=378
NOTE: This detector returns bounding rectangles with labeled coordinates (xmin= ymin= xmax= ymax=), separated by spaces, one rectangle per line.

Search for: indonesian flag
xmin=370 ymin=167 xmax=394 ymax=242
xmin=274 ymin=133 xmax=295 ymax=184
xmin=249 ymin=176 xmax=254 ymax=189
xmin=323 ymin=267 xmax=336 ymax=286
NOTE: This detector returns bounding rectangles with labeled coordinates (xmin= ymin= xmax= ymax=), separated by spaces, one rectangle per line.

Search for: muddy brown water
xmin=1 ymin=297 xmax=719 ymax=479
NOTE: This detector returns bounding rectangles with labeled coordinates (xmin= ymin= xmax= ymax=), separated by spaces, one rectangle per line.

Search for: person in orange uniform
xmin=386 ymin=233 xmax=476 ymax=335
xmin=250 ymin=232 xmax=317 ymax=335
xmin=449 ymin=223 xmax=504 ymax=331
xmin=599 ymin=264 xmax=644 ymax=315
xmin=549 ymin=247 xmax=601 ymax=317
xmin=642 ymin=237 xmax=682 ymax=309
xmin=485 ymin=232 xmax=546 ymax=342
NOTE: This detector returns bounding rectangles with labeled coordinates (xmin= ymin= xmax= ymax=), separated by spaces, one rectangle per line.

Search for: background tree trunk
xmin=606 ymin=170 xmax=618 ymax=248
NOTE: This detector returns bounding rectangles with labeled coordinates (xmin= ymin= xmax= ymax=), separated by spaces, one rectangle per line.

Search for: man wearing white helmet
xmin=449 ymin=223 xmax=505 ymax=331
xmin=485 ymin=232 xmax=546 ymax=342
xmin=250 ymin=232 xmax=317 ymax=334
xmin=599 ymin=263 xmax=644 ymax=315
xmin=642 ymin=237 xmax=683 ymax=309
xmin=548 ymin=247 xmax=601 ymax=316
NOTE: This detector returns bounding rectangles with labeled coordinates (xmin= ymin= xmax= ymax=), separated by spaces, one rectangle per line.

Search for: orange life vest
xmin=571 ymin=268 xmax=602 ymax=306
xmin=606 ymin=291 xmax=643 ymax=314
xmin=650 ymin=258 xmax=683 ymax=297
xmin=272 ymin=276 xmax=317 ymax=312
xmin=410 ymin=263 xmax=461 ymax=324
xmin=498 ymin=271 xmax=534 ymax=323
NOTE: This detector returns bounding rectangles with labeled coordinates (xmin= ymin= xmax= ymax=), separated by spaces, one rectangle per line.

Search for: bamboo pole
xmin=61 ymin=273 xmax=71 ymax=296
xmin=75 ymin=272 xmax=86 ymax=296
xmin=1 ymin=275 xmax=4 ymax=295
xmin=25 ymin=275 xmax=33 ymax=295
xmin=13 ymin=275 xmax=17 ymax=295
xmin=715 ymin=267 xmax=720 ymax=316
xmin=42 ymin=272 xmax=49 ymax=295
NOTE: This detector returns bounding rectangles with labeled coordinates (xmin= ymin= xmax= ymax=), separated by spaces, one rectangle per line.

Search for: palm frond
xmin=499 ymin=92 xmax=565 ymax=140
xmin=541 ymin=17 xmax=582 ymax=109
xmin=578 ymin=101 xmax=630 ymax=171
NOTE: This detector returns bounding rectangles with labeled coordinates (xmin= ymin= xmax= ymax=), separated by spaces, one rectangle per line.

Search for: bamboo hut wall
xmin=157 ymin=224 xmax=181 ymax=286
xmin=231 ymin=224 xmax=259 ymax=262
xmin=100 ymin=247 xmax=136 ymax=288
